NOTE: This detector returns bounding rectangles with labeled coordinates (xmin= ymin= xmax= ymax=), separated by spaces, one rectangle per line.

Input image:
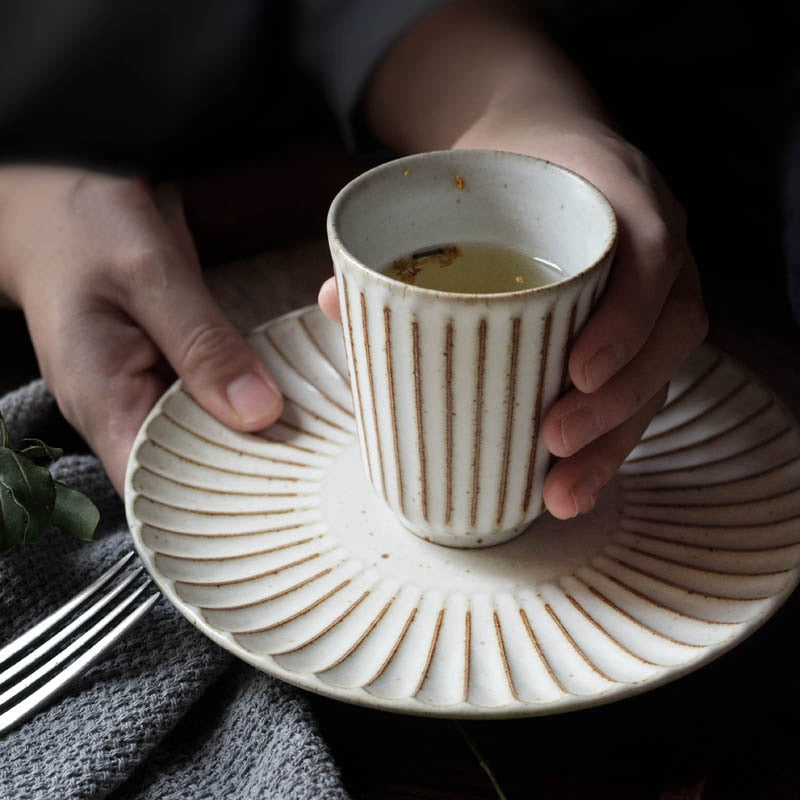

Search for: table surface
xmin=1 ymin=180 xmax=799 ymax=800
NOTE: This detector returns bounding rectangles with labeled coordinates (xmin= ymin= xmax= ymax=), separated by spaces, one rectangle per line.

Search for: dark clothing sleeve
xmin=289 ymin=0 xmax=444 ymax=151
xmin=0 ymin=0 xmax=443 ymax=175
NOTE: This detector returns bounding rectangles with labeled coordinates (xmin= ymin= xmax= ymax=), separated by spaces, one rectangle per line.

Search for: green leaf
xmin=0 ymin=411 xmax=7 ymax=449
xmin=0 ymin=477 xmax=29 ymax=554
xmin=52 ymin=482 xmax=99 ymax=542
xmin=20 ymin=439 xmax=63 ymax=465
xmin=0 ymin=448 xmax=55 ymax=544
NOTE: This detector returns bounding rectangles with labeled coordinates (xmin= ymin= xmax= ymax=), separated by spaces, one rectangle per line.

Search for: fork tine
xmin=0 ymin=566 xmax=148 ymax=688
xmin=0 ymin=551 xmax=136 ymax=668
xmin=0 ymin=588 xmax=160 ymax=735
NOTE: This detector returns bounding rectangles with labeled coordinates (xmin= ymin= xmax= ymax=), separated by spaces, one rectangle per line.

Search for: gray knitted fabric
xmin=0 ymin=380 xmax=351 ymax=800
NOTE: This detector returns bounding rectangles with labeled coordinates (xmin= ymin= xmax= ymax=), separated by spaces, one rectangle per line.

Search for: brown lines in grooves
xmin=412 ymin=321 xmax=428 ymax=520
xmin=578 ymin=578 xmax=703 ymax=647
xmin=137 ymin=465 xmax=302 ymax=498
xmin=564 ymin=593 xmax=659 ymax=665
xmin=497 ymin=318 xmax=521 ymax=526
xmin=161 ymin=407 xmax=312 ymax=467
xmin=463 ymin=610 xmax=472 ymax=703
xmin=140 ymin=520 xmax=306 ymax=539
xmin=659 ymin=352 xmax=724 ymax=412
xmin=177 ymin=552 xmax=325 ymax=589
xmin=627 ymin=426 xmax=797 ymax=476
xmin=279 ymin=404 xmax=350 ymax=435
xmin=629 ymin=398 xmax=787 ymax=464
xmin=640 ymin=377 xmax=752 ymax=444
xmin=255 ymin=584 xmax=370 ymax=640
xmin=138 ymin=497 xmax=302 ymax=517
xmin=299 ymin=313 xmax=349 ymax=383
xmin=595 ymin=560 xmax=747 ymax=613
xmin=623 ymin=509 xmax=800 ymax=532
xmin=445 ymin=322 xmax=455 ymax=524
xmin=621 ymin=452 xmax=800 ymax=493
xmin=414 ymin=608 xmax=445 ymax=696
xmin=366 ymin=606 xmax=418 ymax=687
xmin=614 ymin=540 xmax=793 ymax=579
xmin=560 ymin=300 xmax=578 ymax=393
xmin=162 ymin=535 xmax=319 ymax=563
xmin=523 ymin=312 xmax=552 ymax=511
xmin=545 ymin=604 xmax=614 ymax=681
xmin=205 ymin=564 xmax=336 ymax=611
xmin=261 ymin=327 xmax=354 ymax=418
xmin=141 ymin=440 xmax=305 ymax=480
xmin=518 ymin=607 xmax=566 ymax=693
xmin=470 ymin=320 xmax=488 ymax=528
xmin=493 ymin=612 xmax=518 ymax=700
xmin=340 ymin=278 xmax=374 ymax=486
xmin=384 ymin=306 xmax=406 ymax=515
xmin=319 ymin=593 xmax=398 ymax=673
xmin=623 ymin=482 xmax=800 ymax=511
xmin=257 ymin=434 xmax=318 ymax=455
xmin=361 ymin=292 xmax=387 ymax=499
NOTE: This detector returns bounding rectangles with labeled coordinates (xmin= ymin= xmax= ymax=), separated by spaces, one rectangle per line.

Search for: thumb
xmin=130 ymin=183 xmax=283 ymax=431
xmin=125 ymin=254 xmax=283 ymax=433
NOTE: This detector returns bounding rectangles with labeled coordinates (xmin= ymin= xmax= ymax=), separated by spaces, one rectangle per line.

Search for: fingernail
xmin=568 ymin=472 xmax=604 ymax=516
xmin=583 ymin=344 xmax=624 ymax=391
xmin=226 ymin=372 xmax=280 ymax=426
xmin=560 ymin=407 xmax=603 ymax=453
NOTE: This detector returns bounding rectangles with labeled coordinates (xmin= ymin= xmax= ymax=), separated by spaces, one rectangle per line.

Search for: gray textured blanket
xmin=0 ymin=380 xmax=351 ymax=800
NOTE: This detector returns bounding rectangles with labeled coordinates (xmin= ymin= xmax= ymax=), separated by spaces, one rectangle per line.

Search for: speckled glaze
xmin=125 ymin=307 xmax=800 ymax=718
xmin=327 ymin=150 xmax=616 ymax=547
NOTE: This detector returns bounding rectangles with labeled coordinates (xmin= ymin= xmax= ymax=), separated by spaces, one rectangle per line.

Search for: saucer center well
xmin=319 ymin=441 xmax=620 ymax=595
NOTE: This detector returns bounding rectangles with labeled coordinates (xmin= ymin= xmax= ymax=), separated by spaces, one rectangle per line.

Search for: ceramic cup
xmin=327 ymin=149 xmax=617 ymax=548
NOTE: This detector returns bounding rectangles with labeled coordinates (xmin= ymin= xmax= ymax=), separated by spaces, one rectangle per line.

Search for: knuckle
xmin=112 ymin=243 xmax=173 ymax=295
xmin=68 ymin=172 xmax=147 ymax=215
xmin=638 ymin=215 xmax=675 ymax=266
xmin=177 ymin=321 xmax=244 ymax=375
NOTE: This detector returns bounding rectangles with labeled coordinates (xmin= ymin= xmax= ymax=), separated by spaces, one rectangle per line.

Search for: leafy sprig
xmin=0 ymin=410 xmax=99 ymax=555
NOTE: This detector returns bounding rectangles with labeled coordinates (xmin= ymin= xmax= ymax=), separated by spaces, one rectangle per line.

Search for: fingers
xmin=119 ymin=189 xmax=284 ymax=432
xmin=87 ymin=370 xmax=167 ymax=496
xmin=567 ymin=196 xmax=688 ymax=394
xmin=543 ymin=386 xmax=668 ymax=519
xmin=36 ymin=304 xmax=171 ymax=496
xmin=543 ymin=263 xmax=708 ymax=460
xmin=318 ymin=276 xmax=341 ymax=322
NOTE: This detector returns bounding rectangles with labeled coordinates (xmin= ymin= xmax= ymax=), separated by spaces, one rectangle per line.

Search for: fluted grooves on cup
xmin=496 ymin=317 xmax=522 ymax=526
xmin=383 ymin=306 xmax=406 ymax=516
xmin=359 ymin=292 xmax=389 ymax=502
xmin=444 ymin=322 xmax=455 ymax=525
xmin=523 ymin=311 xmax=553 ymax=514
xmin=340 ymin=278 xmax=375 ymax=492
xmin=339 ymin=269 xmax=610 ymax=538
xmin=411 ymin=321 xmax=429 ymax=521
xmin=470 ymin=320 xmax=488 ymax=529
xmin=560 ymin=300 xmax=579 ymax=394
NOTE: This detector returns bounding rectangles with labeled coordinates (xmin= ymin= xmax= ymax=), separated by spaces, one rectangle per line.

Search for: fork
xmin=0 ymin=551 xmax=161 ymax=735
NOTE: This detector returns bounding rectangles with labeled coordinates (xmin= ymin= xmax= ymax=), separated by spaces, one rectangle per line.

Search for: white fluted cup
xmin=327 ymin=150 xmax=617 ymax=548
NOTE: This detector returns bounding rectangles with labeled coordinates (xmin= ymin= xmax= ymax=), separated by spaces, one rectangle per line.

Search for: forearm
xmin=364 ymin=0 xmax=610 ymax=154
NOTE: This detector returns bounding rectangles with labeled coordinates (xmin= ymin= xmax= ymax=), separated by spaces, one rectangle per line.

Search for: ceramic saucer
xmin=125 ymin=306 xmax=800 ymax=718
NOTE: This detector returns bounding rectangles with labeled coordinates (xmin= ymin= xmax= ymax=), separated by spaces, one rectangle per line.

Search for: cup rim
xmin=327 ymin=149 xmax=618 ymax=301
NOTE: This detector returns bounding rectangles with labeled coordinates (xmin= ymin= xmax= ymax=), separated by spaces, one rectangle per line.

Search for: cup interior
xmin=328 ymin=150 xmax=616 ymax=288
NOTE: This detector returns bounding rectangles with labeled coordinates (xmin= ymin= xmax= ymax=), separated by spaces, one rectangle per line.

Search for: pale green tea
xmin=381 ymin=241 xmax=564 ymax=294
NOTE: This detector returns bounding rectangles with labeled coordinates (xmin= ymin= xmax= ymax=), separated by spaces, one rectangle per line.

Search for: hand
xmin=457 ymin=117 xmax=709 ymax=519
xmin=0 ymin=167 xmax=283 ymax=494
xmin=318 ymin=118 xmax=708 ymax=520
